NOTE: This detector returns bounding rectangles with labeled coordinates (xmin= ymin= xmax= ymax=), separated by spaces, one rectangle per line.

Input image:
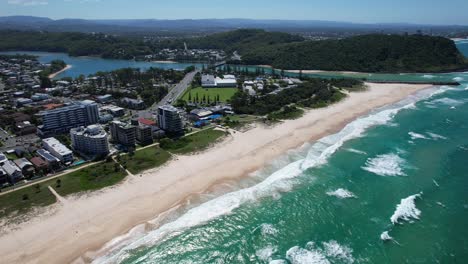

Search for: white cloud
xmin=7 ymin=0 xmax=48 ymax=6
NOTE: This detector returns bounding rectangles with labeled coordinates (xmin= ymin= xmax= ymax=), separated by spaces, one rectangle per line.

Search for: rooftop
xmin=43 ymin=137 xmax=73 ymax=156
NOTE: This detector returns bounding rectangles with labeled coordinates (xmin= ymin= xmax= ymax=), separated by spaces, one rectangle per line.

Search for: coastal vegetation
xmin=118 ymin=146 xmax=171 ymax=174
xmin=160 ymin=128 xmax=226 ymax=154
xmin=231 ymin=78 xmax=357 ymax=116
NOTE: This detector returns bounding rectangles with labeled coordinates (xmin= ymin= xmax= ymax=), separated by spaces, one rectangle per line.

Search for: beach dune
xmin=0 ymin=83 xmax=430 ymax=264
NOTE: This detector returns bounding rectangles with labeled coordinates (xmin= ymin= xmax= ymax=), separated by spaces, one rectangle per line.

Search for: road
xmin=139 ymin=70 xmax=199 ymax=118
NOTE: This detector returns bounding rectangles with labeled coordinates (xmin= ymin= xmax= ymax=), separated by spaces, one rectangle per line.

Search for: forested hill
xmin=240 ymin=34 xmax=468 ymax=72
xmin=0 ymin=29 xmax=466 ymax=72
xmin=0 ymin=30 xmax=151 ymax=59
xmin=183 ymin=29 xmax=304 ymax=54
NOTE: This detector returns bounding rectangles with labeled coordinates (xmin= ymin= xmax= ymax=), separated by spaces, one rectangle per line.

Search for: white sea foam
xmin=261 ymin=223 xmax=279 ymax=236
xmin=390 ymin=193 xmax=423 ymax=225
xmin=380 ymin=231 xmax=393 ymax=241
xmin=427 ymin=132 xmax=447 ymax=140
xmin=346 ymin=148 xmax=367 ymax=155
xmin=433 ymin=179 xmax=440 ymax=187
xmin=408 ymin=132 xmax=428 ymax=140
xmin=286 ymin=241 xmax=354 ymax=264
xmin=429 ymin=97 xmax=465 ymax=107
xmin=362 ymin=153 xmax=407 ymax=177
xmin=322 ymin=240 xmax=354 ymax=263
xmin=453 ymin=77 xmax=464 ymax=82
xmin=326 ymin=188 xmax=356 ymax=199
xmin=269 ymin=260 xmax=288 ymax=264
xmin=422 ymin=74 xmax=435 ymax=79
xmin=93 ymin=87 xmax=444 ymax=264
xmin=286 ymin=246 xmax=329 ymax=264
xmin=256 ymin=245 xmax=278 ymax=261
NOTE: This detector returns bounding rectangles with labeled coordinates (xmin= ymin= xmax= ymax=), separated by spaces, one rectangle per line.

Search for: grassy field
xmin=181 ymin=87 xmax=238 ymax=103
xmin=0 ymin=182 xmax=56 ymax=219
xmin=54 ymin=161 xmax=128 ymax=197
xmin=161 ymin=128 xmax=226 ymax=154
xmin=119 ymin=146 xmax=172 ymax=174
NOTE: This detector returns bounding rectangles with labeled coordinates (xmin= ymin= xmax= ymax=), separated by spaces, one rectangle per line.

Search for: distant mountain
xmin=0 ymin=16 xmax=467 ymax=35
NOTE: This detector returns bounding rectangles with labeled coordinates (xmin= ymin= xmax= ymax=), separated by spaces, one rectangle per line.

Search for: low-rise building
xmin=42 ymin=137 xmax=74 ymax=164
xmin=14 ymin=158 xmax=35 ymax=178
xmin=14 ymin=121 xmax=37 ymax=136
xmin=2 ymin=160 xmax=23 ymax=183
xmin=30 ymin=156 xmax=49 ymax=173
xmin=202 ymin=74 xmax=237 ymax=88
xmin=37 ymin=149 xmax=60 ymax=170
xmin=121 ymin=97 xmax=145 ymax=110
xmin=70 ymin=125 xmax=110 ymax=156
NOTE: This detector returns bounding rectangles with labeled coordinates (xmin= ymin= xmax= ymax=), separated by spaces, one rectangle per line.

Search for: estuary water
xmin=89 ymin=41 xmax=468 ymax=263
xmin=0 ymin=51 xmax=205 ymax=79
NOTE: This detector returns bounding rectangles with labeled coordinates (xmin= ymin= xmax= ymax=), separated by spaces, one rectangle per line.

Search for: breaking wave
xmin=408 ymin=132 xmax=429 ymax=140
xmin=92 ymin=87 xmax=444 ymax=264
xmin=326 ymin=188 xmax=356 ymax=199
xmin=390 ymin=193 xmax=423 ymax=225
xmin=284 ymin=240 xmax=354 ymax=264
xmin=362 ymin=153 xmax=407 ymax=177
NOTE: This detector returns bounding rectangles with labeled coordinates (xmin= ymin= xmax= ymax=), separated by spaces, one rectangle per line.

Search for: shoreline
xmin=48 ymin=64 xmax=72 ymax=79
xmin=0 ymin=83 xmax=432 ymax=264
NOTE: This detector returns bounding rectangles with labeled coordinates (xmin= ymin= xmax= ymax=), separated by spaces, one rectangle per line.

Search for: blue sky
xmin=1 ymin=0 xmax=468 ymax=25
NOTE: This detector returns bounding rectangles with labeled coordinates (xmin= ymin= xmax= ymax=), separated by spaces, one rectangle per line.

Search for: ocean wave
xmin=362 ymin=153 xmax=407 ymax=177
xmin=261 ymin=223 xmax=279 ymax=236
xmin=92 ymin=86 xmax=443 ymax=264
xmin=380 ymin=231 xmax=393 ymax=241
xmin=408 ymin=132 xmax=429 ymax=140
xmin=390 ymin=193 xmax=423 ymax=225
xmin=429 ymin=97 xmax=465 ymax=107
xmin=285 ymin=240 xmax=354 ymax=264
xmin=326 ymin=188 xmax=356 ymax=199
xmin=269 ymin=260 xmax=288 ymax=264
xmin=256 ymin=245 xmax=278 ymax=262
xmin=345 ymin=148 xmax=367 ymax=155
xmin=427 ymin=132 xmax=447 ymax=140
xmin=422 ymin=74 xmax=435 ymax=79
xmin=453 ymin=77 xmax=464 ymax=82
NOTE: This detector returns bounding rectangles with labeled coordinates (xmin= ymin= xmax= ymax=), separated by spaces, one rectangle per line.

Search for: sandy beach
xmin=0 ymin=83 xmax=431 ymax=264
xmin=48 ymin=64 xmax=72 ymax=79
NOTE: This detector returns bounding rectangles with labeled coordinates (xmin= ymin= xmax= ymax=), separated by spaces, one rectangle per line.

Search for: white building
xmin=158 ymin=105 xmax=184 ymax=135
xmin=202 ymin=74 xmax=237 ymax=88
xmin=70 ymin=125 xmax=110 ymax=156
xmin=42 ymin=137 xmax=74 ymax=164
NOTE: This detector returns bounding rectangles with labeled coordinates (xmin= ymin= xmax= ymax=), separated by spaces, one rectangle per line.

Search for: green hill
xmin=240 ymin=34 xmax=468 ymax=72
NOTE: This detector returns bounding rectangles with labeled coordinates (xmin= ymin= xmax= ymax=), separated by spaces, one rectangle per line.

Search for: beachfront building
xmin=157 ymin=105 xmax=184 ymax=136
xmin=70 ymin=125 xmax=110 ymax=156
xmin=201 ymin=74 xmax=237 ymax=88
xmin=42 ymin=137 xmax=74 ymax=164
xmin=109 ymin=121 xmax=136 ymax=147
xmin=136 ymin=125 xmax=153 ymax=146
xmin=2 ymin=160 xmax=23 ymax=183
xmin=37 ymin=100 xmax=100 ymax=137
xmin=14 ymin=158 xmax=35 ymax=178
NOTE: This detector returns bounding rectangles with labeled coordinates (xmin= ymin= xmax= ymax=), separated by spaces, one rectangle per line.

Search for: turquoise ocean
xmin=3 ymin=42 xmax=468 ymax=264
xmin=90 ymin=41 xmax=468 ymax=264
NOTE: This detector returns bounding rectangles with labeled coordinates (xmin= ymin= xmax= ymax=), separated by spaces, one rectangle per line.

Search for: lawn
xmin=181 ymin=87 xmax=238 ymax=103
xmin=54 ymin=161 xmax=128 ymax=197
xmin=0 ymin=182 xmax=56 ymax=219
xmin=119 ymin=146 xmax=171 ymax=174
xmin=161 ymin=128 xmax=226 ymax=154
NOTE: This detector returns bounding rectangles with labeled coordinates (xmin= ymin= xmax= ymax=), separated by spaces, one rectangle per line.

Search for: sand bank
xmin=48 ymin=65 xmax=72 ymax=79
xmin=0 ymin=83 xmax=430 ymax=264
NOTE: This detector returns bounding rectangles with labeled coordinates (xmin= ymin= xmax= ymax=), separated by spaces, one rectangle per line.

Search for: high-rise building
xmin=136 ymin=125 xmax=153 ymax=146
xmin=157 ymin=105 xmax=184 ymax=135
xmin=70 ymin=125 xmax=110 ymax=156
xmin=37 ymin=100 xmax=99 ymax=137
xmin=109 ymin=121 xmax=136 ymax=147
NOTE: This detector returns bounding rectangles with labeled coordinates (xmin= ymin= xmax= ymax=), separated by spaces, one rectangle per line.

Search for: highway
xmin=138 ymin=69 xmax=199 ymax=118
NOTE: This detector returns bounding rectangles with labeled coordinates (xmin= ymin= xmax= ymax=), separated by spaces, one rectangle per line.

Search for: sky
xmin=1 ymin=0 xmax=468 ymax=25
